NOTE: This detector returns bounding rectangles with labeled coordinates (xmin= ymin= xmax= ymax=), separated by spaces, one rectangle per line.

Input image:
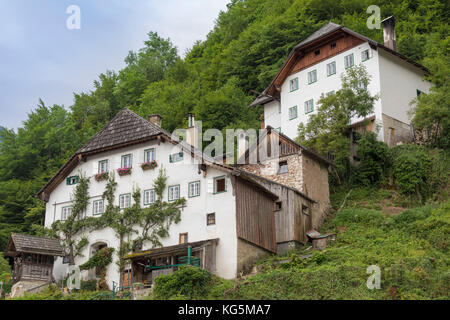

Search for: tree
xmin=297 ymin=65 xmax=379 ymax=181
xmin=50 ymin=174 xmax=92 ymax=265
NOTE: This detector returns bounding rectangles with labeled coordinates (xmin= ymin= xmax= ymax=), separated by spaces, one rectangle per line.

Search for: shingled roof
xmin=4 ymin=233 xmax=64 ymax=257
xmin=77 ymin=109 xmax=163 ymax=154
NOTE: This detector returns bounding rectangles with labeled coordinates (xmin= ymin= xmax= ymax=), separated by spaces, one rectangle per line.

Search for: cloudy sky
xmin=0 ymin=0 xmax=229 ymax=130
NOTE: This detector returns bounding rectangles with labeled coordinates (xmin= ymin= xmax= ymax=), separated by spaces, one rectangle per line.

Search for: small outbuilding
xmin=4 ymin=233 xmax=64 ymax=285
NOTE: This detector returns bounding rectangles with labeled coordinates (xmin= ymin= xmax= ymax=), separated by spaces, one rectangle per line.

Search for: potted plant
xmin=117 ymin=167 xmax=132 ymax=176
xmin=140 ymin=160 xmax=158 ymax=171
xmin=94 ymin=172 xmax=109 ymax=182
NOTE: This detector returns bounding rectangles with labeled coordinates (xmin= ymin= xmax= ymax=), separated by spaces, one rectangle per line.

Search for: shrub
xmin=333 ymin=208 xmax=385 ymax=227
xmin=356 ymin=132 xmax=392 ymax=186
xmin=392 ymin=144 xmax=432 ymax=199
xmin=80 ymin=280 xmax=98 ymax=292
xmin=153 ymin=266 xmax=212 ymax=299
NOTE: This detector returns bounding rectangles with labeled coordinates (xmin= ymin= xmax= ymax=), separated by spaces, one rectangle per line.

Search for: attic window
xmin=66 ymin=176 xmax=79 ymax=185
xmin=279 ymin=161 xmax=288 ymax=174
xmin=214 ymin=176 xmax=227 ymax=194
xmin=330 ymin=42 xmax=336 ymax=49
xmin=314 ymin=49 xmax=320 ymax=56
xmin=275 ymin=201 xmax=282 ymax=211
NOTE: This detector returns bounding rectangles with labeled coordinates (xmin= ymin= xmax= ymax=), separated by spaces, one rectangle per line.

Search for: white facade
xmin=45 ymin=139 xmax=238 ymax=287
xmin=264 ymin=42 xmax=430 ymax=142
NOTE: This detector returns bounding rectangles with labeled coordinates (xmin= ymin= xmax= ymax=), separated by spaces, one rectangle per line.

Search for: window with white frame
xmin=98 ymin=160 xmax=108 ymax=173
xmin=93 ymin=200 xmax=104 ymax=215
xmin=289 ymin=77 xmax=299 ymax=92
xmin=344 ymin=53 xmax=354 ymax=69
xmin=119 ymin=194 xmax=131 ymax=209
xmin=144 ymin=189 xmax=156 ymax=205
xmin=307 ymin=70 xmax=317 ymax=84
xmin=61 ymin=206 xmax=72 ymax=221
xmin=305 ymin=99 xmax=314 ymax=114
xmin=326 ymin=61 xmax=336 ymax=76
xmin=361 ymin=49 xmax=371 ymax=61
xmin=188 ymin=181 xmax=200 ymax=198
xmin=168 ymin=185 xmax=180 ymax=201
xmin=144 ymin=148 xmax=155 ymax=162
xmin=288 ymin=106 xmax=298 ymax=120
xmin=121 ymin=154 xmax=132 ymax=168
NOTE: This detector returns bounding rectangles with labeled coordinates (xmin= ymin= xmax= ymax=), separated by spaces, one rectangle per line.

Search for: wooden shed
xmin=4 ymin=233 xmax=64 ymax=284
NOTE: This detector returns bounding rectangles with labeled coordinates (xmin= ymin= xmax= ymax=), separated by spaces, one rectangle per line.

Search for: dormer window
xmin=66 ymin=176 xmax=79 ymax=185
xmin=289 ymin=77 xmax=299 ymax=92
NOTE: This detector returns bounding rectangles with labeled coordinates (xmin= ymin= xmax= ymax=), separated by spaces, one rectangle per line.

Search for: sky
xmin=0 ymin=0 xmax=230 ymax=130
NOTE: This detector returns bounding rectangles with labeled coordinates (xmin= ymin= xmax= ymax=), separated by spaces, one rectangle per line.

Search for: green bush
xmin=333 ymin=208 xmax=385 ymax=227
xmin=80 ymin=280 xmax=98 ymax=292
xmin=356 ymin=132 xmax=392 ymax=186
xmin=392 ymin=145 xmax=432 ymax=198
xmin=153 ymin=266 xmax=212 ymax=299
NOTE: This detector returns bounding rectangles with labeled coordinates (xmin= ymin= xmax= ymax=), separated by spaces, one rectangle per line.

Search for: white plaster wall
xmin=264 ymin=42 xmax=383 ymax=141
xmin=377 ymin=48 xmax=431 ymax=124
xmin=46 ymin=140 xmax=238 ymax=286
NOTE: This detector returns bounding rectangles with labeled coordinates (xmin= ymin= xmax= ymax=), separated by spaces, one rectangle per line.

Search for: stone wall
xmin=237 ymin=238 xmax=271 ymax=276
xmin=382 ymin=113 xmax=414 ymax=147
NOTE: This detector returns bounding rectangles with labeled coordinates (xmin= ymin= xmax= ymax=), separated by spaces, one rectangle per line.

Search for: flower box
xmin=94 ymin=172 xmax=109 ymax=182
xmin=141 ymin=160 xmax=158 ymax=171
xmin=117 ymin=167 xmax=132 ymax=176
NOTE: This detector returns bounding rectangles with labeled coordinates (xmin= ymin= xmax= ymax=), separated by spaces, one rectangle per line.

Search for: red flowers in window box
xmin=141 ymin=160 xmax=158 ymax=171
xmin=117 ymin=167 xmax=132 ymax=176
xmin=94 ymin=172 xmax=109 ymax=182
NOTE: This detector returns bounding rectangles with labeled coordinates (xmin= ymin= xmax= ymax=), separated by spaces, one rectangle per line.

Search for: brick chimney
xmin=149 ymin=114 xmax=162 ymax=127
xmin=381 ymin=16 xmax=397 ymax=51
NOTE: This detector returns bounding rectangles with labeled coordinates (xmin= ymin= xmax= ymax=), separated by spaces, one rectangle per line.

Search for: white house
xmin=38 ymin=109 xmax=288 ymax=288
xmin=250 ymin=17 xmax=431 ymax=153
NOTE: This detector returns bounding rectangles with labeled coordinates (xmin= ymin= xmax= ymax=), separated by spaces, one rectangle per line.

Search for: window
xmin=179 ymin=233 xmax=188 ymax=244
xmin=98 ymin=160 xmax=108 ymax=174
xmin=314 ymin=49 xmax=320 ymax=56
xmin=275 ymin=201 xmax=282 ymax=211
xmin=121 ymin=154 xmax=132 ymax=168
xmin=188 ymin=181 xmax=200 ymax=198
xmin=61 ymin=206 xmax=72 ymax=220
xmin=93 ymin=200 xmax=104 ymax=216
xmin=169 ymin=152 xmax=183 ymax=163
xmin=361 ymin=49 xmax=371 ymax=61
xmin=288 ymin=106 xmax=298 ymax=120
xmin=325 ymin=90 xmax=335 ymax=97
xmin=168 ymin=185 xmax=180 ymax=202
xmin=326 ymin=61 xmax=336 ymax=76
xmin=66 ymin=176 xmax=79 ymax=185
xmin=344 ymin=53 xmax=354 ymax=69
xmin=207 ymin=213 xmax=216 ymax=226
xmin=144 ymin=189 xmax=156 ymax=205
xmin=279 ymin=161 xmax=288 ymax=174
xmin=119 ymin=194 xmax=131 ymax=209
xmin=330 ymin=42 xmax=336 ymax=49
xmin=417 ymin=89 xmax=424 ymax=97
xmin=305 ymin=99 xmax=314 ymax=114
xmin=213 ymin=176 xmax=227 ymax=194
xmin=144 ymin=148 xmax=155 ymax=162
xmin=307 ymin=70 xmax=317 ymax=84
xmin=289 ymin=77 xmax=299 ymax=92
xmin=302 ymin=204 xmax=309 ymax=215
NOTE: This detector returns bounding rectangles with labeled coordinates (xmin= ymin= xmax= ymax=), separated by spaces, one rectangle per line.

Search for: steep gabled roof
xmin=250 ymin=21 xmax=428 ymax=106
xmin=4 ymin=233 xmax=64 ymax=257
xmin=77 ymin=109 xmax=163 ymax=154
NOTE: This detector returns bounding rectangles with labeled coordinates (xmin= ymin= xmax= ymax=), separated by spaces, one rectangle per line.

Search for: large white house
xmin=38 ymin=109 xmax=329 ymax=289
xmin=251 ymin=17 xmax=431 ymax=152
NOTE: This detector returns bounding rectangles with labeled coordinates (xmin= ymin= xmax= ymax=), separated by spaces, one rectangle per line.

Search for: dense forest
xmin=0 ymin=0 xmax=448 ymax=251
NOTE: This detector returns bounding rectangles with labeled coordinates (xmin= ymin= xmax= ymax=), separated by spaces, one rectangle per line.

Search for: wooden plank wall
xmin=235 ymin=178 xmax=277 ymax=253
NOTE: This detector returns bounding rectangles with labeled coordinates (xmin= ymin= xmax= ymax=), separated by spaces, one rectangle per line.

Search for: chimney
xmin=381 ymin=16 xmax=397 ymax=51
xmin=149 ymin=114 xmax=162 ymax=127
xmin=185 ymin=113 xmax=201 ymax=149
